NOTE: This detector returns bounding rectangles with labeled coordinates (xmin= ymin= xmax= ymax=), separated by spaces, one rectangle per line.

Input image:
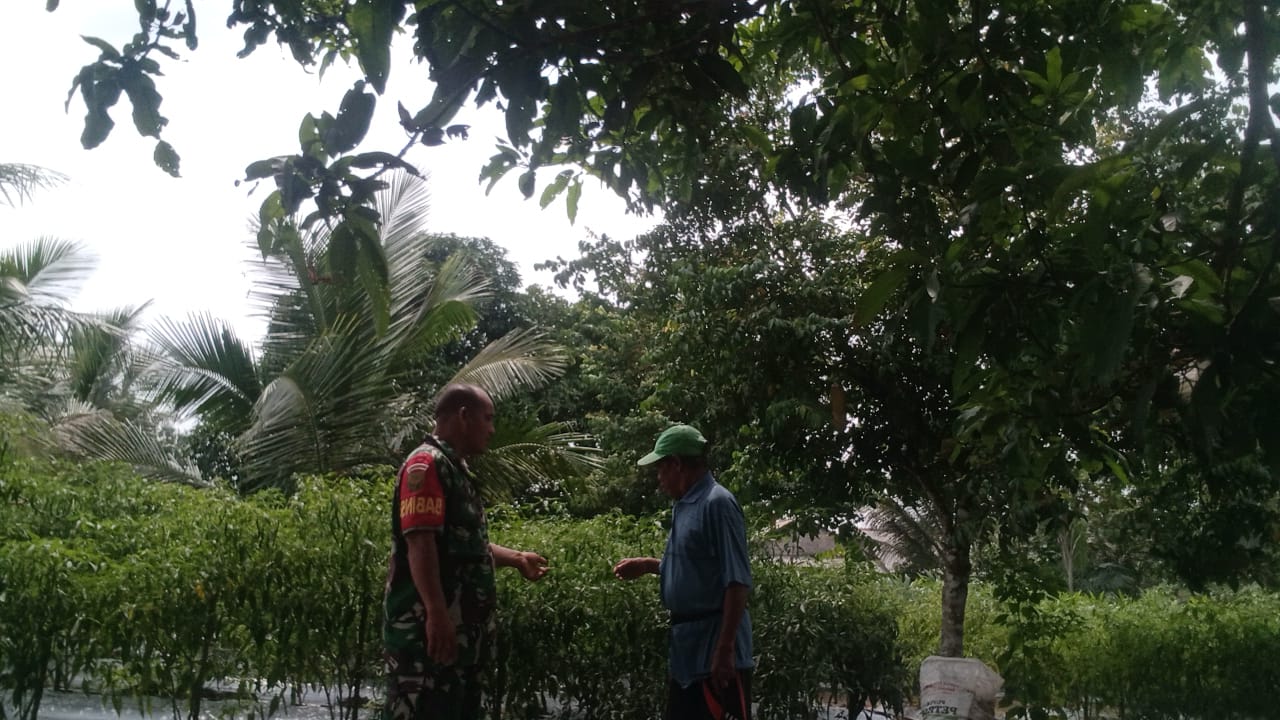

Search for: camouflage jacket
xmin=383 ymin=435 xmax=496 ymax=668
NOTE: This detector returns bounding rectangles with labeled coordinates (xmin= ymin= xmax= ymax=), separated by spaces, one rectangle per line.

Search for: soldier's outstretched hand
xmin=516 ymin=551 xmax=549 ymax=581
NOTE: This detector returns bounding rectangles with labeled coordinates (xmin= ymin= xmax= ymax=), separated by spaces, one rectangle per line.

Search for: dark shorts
xmin=665 ymin=670 xmax=752 ymax=720
xmin=382 ymin=655 xmax=483 ymax=720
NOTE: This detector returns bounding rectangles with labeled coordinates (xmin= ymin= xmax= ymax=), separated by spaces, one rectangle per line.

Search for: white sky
xmin=0 ymin=1 xmax=658 ymax=343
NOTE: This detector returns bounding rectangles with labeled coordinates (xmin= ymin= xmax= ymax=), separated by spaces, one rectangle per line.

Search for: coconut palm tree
xmin=2 ymin=163 xmax=79 ymax=384
xmin=0 ymin=238 xmax=107 ymax=396
xmin=0 ymin=238 xmax=189 ymax=474
xmin=93 ymin=170 xmax=597 ymax=492
xmin=45 ymin=304 xmax=205 ymax=483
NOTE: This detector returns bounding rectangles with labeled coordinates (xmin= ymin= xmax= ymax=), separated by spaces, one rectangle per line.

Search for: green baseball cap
xmin=637 ymin=424 xmax=707 ymax=466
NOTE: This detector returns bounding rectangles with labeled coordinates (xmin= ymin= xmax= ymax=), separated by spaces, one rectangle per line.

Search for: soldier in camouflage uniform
xmin=383 ymin=383 xmax=549 ymax=720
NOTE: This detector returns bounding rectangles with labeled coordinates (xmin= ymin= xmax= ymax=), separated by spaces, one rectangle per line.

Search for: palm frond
xmin=374 ymin=174 xmax=489 ymax=359
xmin=56 ymin=409 xmax=206 ymax=486
xmin=239 ymin=374 xmax=319 ymax=483
xmin=0 ymin=237 xmax=97 ymax=305
xmin=376 ymin=168 xmax=432 ymax=253
xmin=0 ymin=303 xmax=111 ymax=371
xmin=148 ymin=313 xmax=262 ymax=431
xmin=237 ymin=315 xmax=397 ymax=488
xmin=0 ymin=358 xmax=64 ymax=420
xmin=858 ymin=497 xmax=947 ymax=575
xmin=66 ymin=303 xmax=151 ymax=406
xmin=390 ymin=251 xmax=488 ymax=361
xmin=1 ymin=238 xmax=105 ymax=362
xmin=446 ymin=328 xmax=568 ymax=402
xmin=471 ymin=421 xmax=604 ymax=502
xmin=248 ymin=226 xmax=327 ymax=364
xmin=0 ymin=163 xmax=68 ymax=206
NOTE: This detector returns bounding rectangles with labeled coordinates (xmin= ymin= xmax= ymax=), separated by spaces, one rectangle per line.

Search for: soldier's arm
xmin=407 ymin=531 xmax=449 ymax=614
xmin=491 ymin=543 xmax=549 ymax=581
xmin=406 ymin=530 xmax=457 ymax=663
xmin=400 ymin=459 xmax=455 ymax=664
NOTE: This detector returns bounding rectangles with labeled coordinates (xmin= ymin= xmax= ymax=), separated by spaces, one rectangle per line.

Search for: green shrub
xmin=5 ymin=460 xmax=1279 ymax=720
xmin=489 ymin=510 xmax=669 ymax=720
xmin=874 ymin=575 xmax=1007 ymax=687
xmin=1003 ymin=586 xmax=1280 ymax=719
xmin=751 ymin=563 xmax=908 ymax=719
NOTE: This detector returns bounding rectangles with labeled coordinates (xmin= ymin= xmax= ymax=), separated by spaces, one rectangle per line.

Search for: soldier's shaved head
xmin=433 ymin=383 xmax=491 ymax=420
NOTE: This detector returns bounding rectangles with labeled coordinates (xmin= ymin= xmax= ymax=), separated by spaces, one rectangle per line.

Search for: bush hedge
xmin=3 ymin=460 xmax=1278 ymax=720
xmin=1 ymin=461 xmax=905 ymax=720
xmin=1002 ymin=587 xmax=1280 ymax=719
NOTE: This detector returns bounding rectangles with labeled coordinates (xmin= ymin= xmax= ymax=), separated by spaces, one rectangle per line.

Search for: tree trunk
xmin=938 ymin=533 xmax=972 ymax=657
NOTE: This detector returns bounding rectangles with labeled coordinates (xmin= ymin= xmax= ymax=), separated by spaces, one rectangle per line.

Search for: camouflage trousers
xmin=382 ymin=652 xmax=485 ymax=720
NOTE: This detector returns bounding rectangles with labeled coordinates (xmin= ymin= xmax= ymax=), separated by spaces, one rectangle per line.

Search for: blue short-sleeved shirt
xmin=659 ymin=472 xmax=753 ymax=686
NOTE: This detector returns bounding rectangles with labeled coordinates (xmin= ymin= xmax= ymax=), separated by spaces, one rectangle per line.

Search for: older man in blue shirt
xmin=614 ymin=424 xmax=753 ymax=720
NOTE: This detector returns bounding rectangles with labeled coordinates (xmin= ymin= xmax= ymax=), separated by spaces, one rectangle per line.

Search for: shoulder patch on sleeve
xmin=400 ymin=457 xmax=446 ymax=530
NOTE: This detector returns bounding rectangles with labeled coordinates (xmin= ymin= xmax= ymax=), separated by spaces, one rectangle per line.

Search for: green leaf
xmin=349 ymin=152 xmax=416 ymax=173
xmin=970 ymin=166 xmax=1021 ymax=202
xmin=245 ymin=158 xmax=282 ymax=181
xmin=1045 ymin=47 xmax=1063 ymax=89
xmin=506 ymin=93 xmax=536 ymax=146
xmin=538 ymin=171 xmax=572 ymax=210
xmin=1020 ymin=69 xmax=1049 ymax=93
xmin=256 ymin=192 xmax=285 ymax=257
xmin=355 ymin=222 xmax=390 ymax=335
xmin=298 ymin=113 xmax=321 ymax=155
xmin=276 ymin=165 xmax=312 ymax=215
xmin=182 ymin=0 xmax=198 ymax=50
xmin=1167 ymin=260 xmax=1222 ymax=294
xmin=741 ymin=125 xmax=774 ymax=154
xmin=517 ymin=170 xmax=536 ymax=199
xmin=546 ymin=77 xmax=582 ymax=138
xmin=346 ymin=0 xmax=404 ymax=94
xmin=153 ymin=140 xmax=180 ymax=177
xmin=1100 ymin=453 xmax=1131 ymax=481
xmin=81 ymin=108 xmax=115 ymax=150
xmin=839 ymin=74 xmax=871 ymax=93
xmin=853 ymin=265 xmax=911 ymax=327
xmin=324 ymin=82 xmax=376 ymax=155
xmin=414 ymin=90 xmax=464 ymax=129
xmin=695 ymin=55 xmax=748 ymax=98
xmin=81 ymin=36 xmax=120 ymax=60
xmin=328 ymin=221 xmax=360 ymax=281
xmin=1081 ymin=275 xmax=1142 ymax=383
xmin=566 ymin=179 xmax=582 ymax=224
xmin=120 ymin=68 xmax=166 ymax=138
